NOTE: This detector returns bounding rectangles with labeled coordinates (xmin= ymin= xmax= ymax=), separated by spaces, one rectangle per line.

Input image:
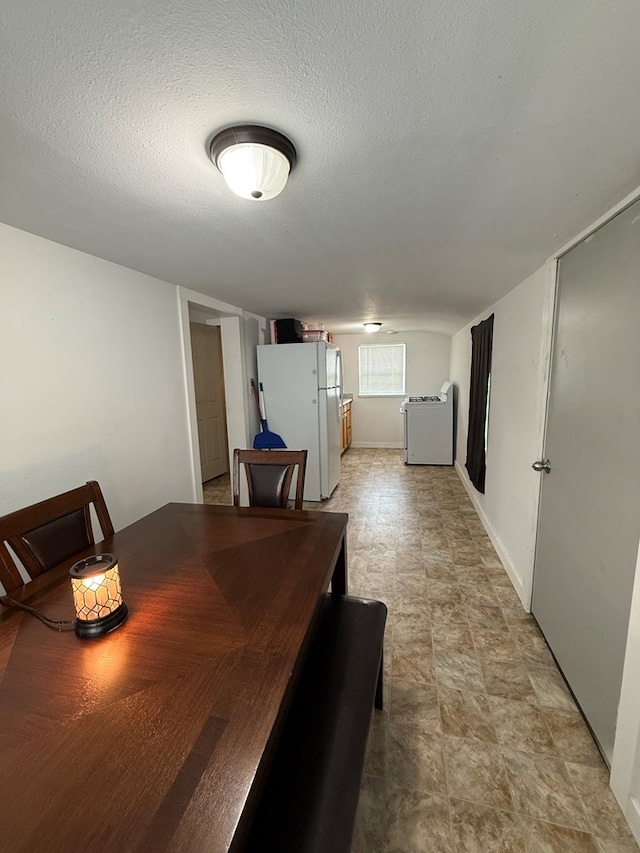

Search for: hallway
xmin=204 ymin=449 xmax=636 ymax=851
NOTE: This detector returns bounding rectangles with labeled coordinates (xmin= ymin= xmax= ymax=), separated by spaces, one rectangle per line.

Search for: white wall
xmin=0 ymin=223 xmax=196 ymax=532
xmin=450 ymin=263 xmax=556 ymax=606
xmin=613 ymin=536 xmax=640 ymax=840
xmin=333 ymin=331 xmax=451 ymax=448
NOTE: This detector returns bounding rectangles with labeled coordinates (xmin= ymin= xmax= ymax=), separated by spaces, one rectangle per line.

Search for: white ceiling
xmin=1 ymin=1 xmax=639 ymax=335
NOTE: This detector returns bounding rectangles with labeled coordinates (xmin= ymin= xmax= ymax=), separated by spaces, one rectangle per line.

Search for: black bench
xmin=246 ymin=593 xmax=387 ymax=853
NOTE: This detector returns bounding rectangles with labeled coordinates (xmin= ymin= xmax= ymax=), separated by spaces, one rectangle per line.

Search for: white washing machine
xmin=400 ymin=381 xmax=453 ymax=465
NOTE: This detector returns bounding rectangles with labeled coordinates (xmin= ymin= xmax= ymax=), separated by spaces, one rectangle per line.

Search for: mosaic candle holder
xmin=69 ymin=553 xmax=128 ymax=639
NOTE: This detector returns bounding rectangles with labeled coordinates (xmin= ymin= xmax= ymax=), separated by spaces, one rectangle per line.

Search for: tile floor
xmin=203 ymin=448 xmax=638 ymax=852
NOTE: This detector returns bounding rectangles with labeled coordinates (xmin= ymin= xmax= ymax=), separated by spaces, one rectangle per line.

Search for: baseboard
xmin=454 ymin=461 xmax=529 ymax=611
xmin=626 ymin=796 xmax=640 ymax=846
xmin=350 ymin=442 xmax=404 ymax=449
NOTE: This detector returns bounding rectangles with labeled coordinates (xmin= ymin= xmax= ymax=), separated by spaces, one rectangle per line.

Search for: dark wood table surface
xmin=0 ymin=502 xmax=348 ymax=852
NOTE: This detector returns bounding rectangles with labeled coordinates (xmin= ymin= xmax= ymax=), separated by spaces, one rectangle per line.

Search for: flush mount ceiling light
xmin=209 ymin=125 xmax=297 ymax=201
xmin=363 ymin=322 xmax=383 ymax=333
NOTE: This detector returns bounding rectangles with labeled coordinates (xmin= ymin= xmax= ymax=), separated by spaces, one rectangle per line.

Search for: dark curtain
xmin=465 ymin=314 xmax=494 ymax=493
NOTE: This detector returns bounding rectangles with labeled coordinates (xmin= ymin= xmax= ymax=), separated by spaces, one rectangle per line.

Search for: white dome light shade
xmin=217 ymin=143 xmax=290 ymax=200
xmin=210 ymin=125 xmax=297 ymax=201
xmin=364 ymin=322 xmax=383 ymax=333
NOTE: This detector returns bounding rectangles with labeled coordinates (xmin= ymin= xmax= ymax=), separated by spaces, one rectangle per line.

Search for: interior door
xmin=532 ymin=198 xmax=640 ymax=763
xmin=190 ymin=322 xmax=229 ymax=482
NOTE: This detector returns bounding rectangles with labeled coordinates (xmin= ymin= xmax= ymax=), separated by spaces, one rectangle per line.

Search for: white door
xmin=319 ymin=386 xmax=341 ymax=497
xmin=257 ymin=344 xmax=322 ymax=500
xmin=190 ymin=323 xmax=229 ymax=482
xmin=321 ymin=343 xmax=340 ymax=389
xmin=319 ymin=344 xmax=341 ymax=497
xmin=531 ymin=198 xmax=640 ymax=763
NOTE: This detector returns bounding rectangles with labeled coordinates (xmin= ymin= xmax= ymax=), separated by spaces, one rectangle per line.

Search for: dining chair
xmin=0 ymin=480 xmax=114 ymax=594
xmin=233 ymin=448 xmax=308 ymax=510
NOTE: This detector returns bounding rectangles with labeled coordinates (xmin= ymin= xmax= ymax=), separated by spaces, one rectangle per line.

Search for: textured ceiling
xmin=1 ymin=0 xmax=639 ymax=334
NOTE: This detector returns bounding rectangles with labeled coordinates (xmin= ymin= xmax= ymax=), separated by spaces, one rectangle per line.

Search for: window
xmin=358 ymin=343 xmax=406 ymax=396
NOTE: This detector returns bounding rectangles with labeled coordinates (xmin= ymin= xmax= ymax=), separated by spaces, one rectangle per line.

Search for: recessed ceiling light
xmin=363 ymin=322 xmax=382 ymax=333
xmin=209 ymin=125 xmax=297 ymax=201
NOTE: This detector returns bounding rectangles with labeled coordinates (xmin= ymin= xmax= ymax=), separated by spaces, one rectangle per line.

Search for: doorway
xmin=531 ymin=197 xmax=640 ymax=763
xmin=190 ymin=321 xmax=229 ymax=482
xmin=178 ymin=289 xmax=266 ymax=506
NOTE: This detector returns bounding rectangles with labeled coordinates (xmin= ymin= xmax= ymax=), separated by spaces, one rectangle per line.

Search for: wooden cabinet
xmin=345 ymin=402 xmax=352 ymax=450
xmin=341 ymin=400 xmax=352 ymax=454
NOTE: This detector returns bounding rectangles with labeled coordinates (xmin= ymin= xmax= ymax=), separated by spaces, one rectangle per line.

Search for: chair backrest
xmin=0 ymin=481 xmax=114 ymax=594
xmin=233 ymin=449 xmax=308 ymax=511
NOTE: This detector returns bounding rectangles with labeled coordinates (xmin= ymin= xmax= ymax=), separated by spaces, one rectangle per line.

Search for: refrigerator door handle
xmin=336 ymin=351 xmax=344 ymax=416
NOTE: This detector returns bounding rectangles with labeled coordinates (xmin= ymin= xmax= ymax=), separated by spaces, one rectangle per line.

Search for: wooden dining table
xmin=0 ymin=502 xmax=348 ymax=852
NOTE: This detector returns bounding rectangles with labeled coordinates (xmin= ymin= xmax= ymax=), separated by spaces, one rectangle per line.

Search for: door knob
xmin=532 ymin=459 xmax=551 ymax=473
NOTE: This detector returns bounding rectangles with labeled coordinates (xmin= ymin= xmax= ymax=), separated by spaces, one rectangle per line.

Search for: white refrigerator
xmin=257 ymin=342 xmax=342 ymax=501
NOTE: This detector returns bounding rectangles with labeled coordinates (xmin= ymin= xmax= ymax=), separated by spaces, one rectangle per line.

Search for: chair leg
xmin=374 ymin=650 xmax=384 ymax=710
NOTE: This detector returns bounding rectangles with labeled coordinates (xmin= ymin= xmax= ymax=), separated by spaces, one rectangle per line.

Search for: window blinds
xmin=358 ymin=343 xmax=406 ymax=395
